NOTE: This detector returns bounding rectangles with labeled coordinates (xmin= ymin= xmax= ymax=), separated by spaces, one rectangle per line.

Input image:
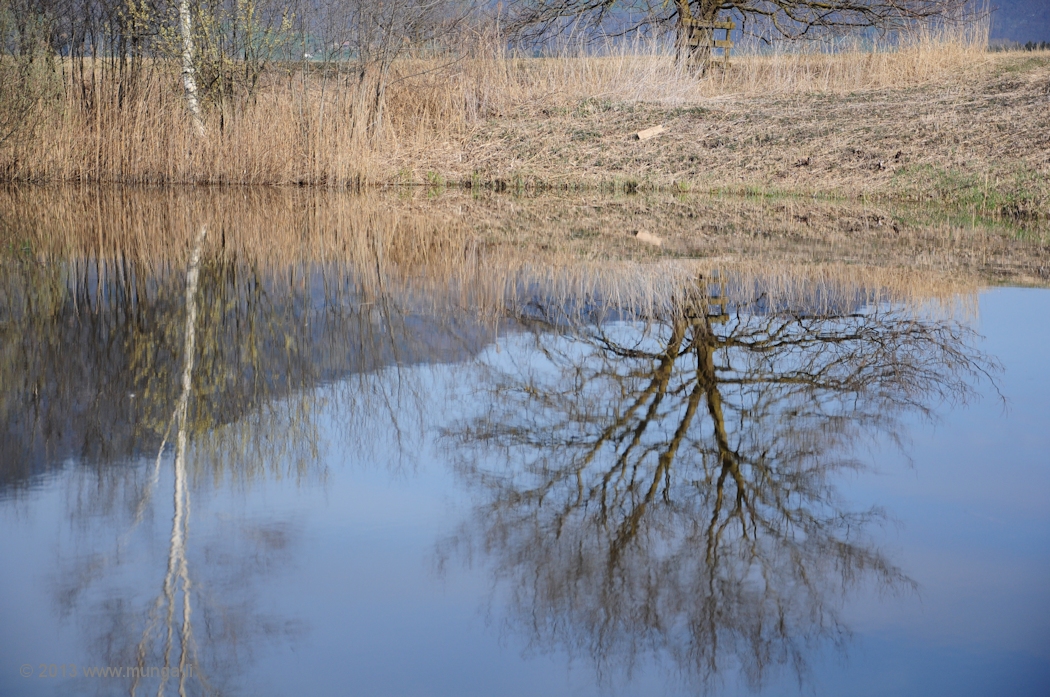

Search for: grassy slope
xmin=422 ymin=52 xmax=1050 ymax=223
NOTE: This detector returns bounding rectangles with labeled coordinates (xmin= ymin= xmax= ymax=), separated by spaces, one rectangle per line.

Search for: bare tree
xmin=305 ymin=0 xmax=475 ymax=138
xmin=505 ymin=0 xmax=971 ymax=66
xmin=0 ymin=0 xmax=60 ymax=145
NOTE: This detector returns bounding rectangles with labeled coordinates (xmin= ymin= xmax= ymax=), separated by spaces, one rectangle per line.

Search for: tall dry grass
xmin=0 ymin=18 xmax=991 ymax=186
xmin=459 ymin=17 xmax=990 ymax=107
xmin=694 ymin=19 xmax=990 ymax=96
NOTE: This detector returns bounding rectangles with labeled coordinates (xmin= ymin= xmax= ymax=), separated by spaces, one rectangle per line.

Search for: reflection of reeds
xmin=4 ymin=184 xmax=1009 ymax=493
xmin=0 ymin=184 xmax=1012 ymax=314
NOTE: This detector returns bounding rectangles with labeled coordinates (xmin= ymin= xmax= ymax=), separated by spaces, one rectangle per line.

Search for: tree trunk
xmin=178 ymin=0 xmax=205 ymax=137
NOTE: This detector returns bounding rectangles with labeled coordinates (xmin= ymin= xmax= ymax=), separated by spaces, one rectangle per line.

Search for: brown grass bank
xmin=2 ymin=27 xmax=1047 ymax=220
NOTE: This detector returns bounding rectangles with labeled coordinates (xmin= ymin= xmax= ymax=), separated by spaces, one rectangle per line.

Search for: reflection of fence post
xmin=708 ymin=273 xmax=728 ymax=324
xmin=679 ymin=273 xmax=728 ymax=328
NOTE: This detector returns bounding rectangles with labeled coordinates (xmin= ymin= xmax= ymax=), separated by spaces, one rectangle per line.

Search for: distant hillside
xmin=989 ymin=0 xmax=1050 ymax=42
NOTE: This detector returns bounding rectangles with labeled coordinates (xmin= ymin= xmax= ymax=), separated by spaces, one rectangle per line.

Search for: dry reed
xmin=0 ymin=18 xmax=999 ymax=187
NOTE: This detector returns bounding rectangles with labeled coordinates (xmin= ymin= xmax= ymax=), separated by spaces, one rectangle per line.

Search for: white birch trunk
xmin=178 ymin=0 xmax=206 ymax=137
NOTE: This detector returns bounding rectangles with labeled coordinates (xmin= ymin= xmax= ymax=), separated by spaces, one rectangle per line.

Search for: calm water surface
xmin=1 ymin=190 xmax=1048 ymax=697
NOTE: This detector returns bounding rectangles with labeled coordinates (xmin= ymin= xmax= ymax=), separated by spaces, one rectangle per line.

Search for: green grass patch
xmin=892 ymin=164 xmax=1045 ymax=221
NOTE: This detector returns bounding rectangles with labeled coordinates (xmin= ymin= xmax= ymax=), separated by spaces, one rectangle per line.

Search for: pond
xmin=1 ymin=187 xmax=1048 ymax=696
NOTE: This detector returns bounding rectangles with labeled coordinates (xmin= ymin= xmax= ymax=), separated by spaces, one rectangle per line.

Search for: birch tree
xmin=178 ymin=0 xmax=205 ymax=135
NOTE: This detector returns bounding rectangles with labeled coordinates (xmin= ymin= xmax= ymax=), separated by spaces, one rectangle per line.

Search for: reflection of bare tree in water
xmin=0 ymin=224 xmax=478 ymax=490
xmin=134 ymin=225 xmax=206 ymax=696
xmin=12 ymin=223 xmax=487 ymax=694
xmin=47 ymin=228 xmax=325 ymax=696
xmin=443 ymin=281 xmax=998 ymax=691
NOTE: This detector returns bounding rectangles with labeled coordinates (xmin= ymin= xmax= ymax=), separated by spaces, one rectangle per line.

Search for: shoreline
xmin=0 ymin=51 xmax=1045 ymax=225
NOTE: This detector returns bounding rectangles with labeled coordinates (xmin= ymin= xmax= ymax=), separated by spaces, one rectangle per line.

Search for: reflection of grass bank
xmin=2 ymin=185 xmax=1047 ymax=295
xmin=0 ymin=183 xmax=1031 ymax=493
